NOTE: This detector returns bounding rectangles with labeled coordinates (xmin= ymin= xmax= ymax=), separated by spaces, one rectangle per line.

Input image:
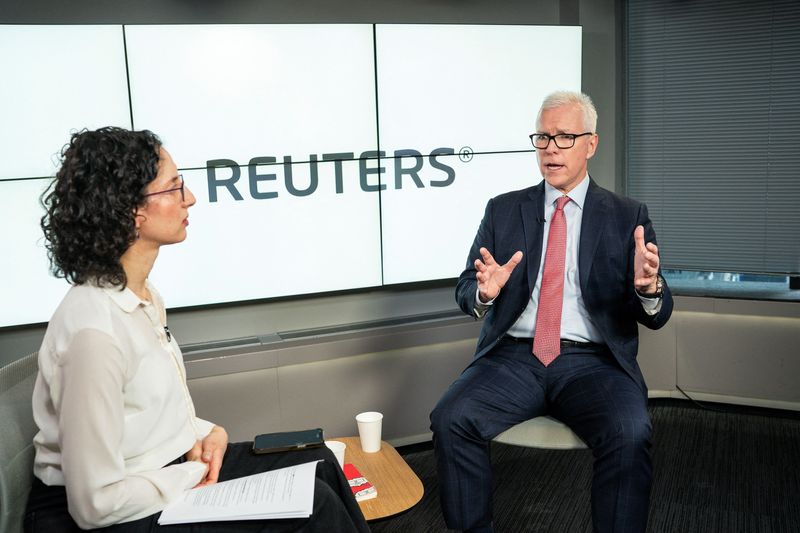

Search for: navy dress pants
xmin=430 ymin=338 xmax=652 ymax=533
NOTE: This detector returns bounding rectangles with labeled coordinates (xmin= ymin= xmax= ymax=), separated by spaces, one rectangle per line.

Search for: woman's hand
xmin=185 ymin=425 xmax=228 ymax=487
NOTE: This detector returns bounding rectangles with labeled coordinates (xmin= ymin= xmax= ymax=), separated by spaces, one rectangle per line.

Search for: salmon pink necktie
xmin=533 ymin=196 xmax=570 ymax=366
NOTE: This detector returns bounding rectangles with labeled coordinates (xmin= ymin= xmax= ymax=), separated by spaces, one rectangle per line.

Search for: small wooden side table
xmin=333 ymin=436 xmax=424 ymax=521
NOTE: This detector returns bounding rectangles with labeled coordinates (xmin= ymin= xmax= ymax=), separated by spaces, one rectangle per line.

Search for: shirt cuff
xmin=176 ymin=460 xmax=208 ymax=489
xmin=473 ymin=287 xmax=494 ymax=318
xmin=194 ymin=418 xmax=216 ymax=440
xmin=638 ymin=293 xmax=663 ymax=316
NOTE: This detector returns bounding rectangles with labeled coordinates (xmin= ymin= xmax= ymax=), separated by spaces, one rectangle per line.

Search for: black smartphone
xmin=252 ymin=428 xmax=325 ymax=454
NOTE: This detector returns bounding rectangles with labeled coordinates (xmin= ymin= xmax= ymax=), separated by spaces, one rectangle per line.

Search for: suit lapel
xmin=579 ymin=179 xmax=609 ymax=292
xmin=521 ymin=184 xmax=546 ymax=291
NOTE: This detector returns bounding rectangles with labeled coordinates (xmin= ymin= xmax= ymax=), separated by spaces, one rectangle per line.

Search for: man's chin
xmin=543 ymin=173 xmax=583 ymax=193
xmin=543 ymin=173 xmax=567 ymax=186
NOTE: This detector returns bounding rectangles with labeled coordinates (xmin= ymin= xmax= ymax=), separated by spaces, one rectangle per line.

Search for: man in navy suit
xmin=430 ymin=91 xmax=673 ymax=533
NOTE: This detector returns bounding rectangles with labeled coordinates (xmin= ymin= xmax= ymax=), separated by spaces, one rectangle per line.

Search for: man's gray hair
xmin=536 ymin=90 xmax=598 ymax=133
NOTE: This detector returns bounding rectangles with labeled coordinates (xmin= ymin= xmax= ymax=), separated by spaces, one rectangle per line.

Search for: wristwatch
xmin=637 ymin=274 xmax=664 ymax=298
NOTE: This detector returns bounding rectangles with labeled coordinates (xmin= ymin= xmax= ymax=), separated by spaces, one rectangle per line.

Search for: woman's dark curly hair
xmin=41 ymin=127 xmax=162 ymax=287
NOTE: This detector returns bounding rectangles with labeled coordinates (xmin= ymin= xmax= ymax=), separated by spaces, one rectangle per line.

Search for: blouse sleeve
xmin=193 ymin=416 xmax=216 ymax=439
xmin=53 ymin=328 xmax=207 ymax=529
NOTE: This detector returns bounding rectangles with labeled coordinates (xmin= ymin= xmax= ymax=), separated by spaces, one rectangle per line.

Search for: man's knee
xmin=591 ymin=411 xmax=652 ymax=452
xmin=430 ymin=395 xmax=471 ymax=438
xmin=613 ymin=415 xmax=653 ymax=453
xmin=430 ymin=397 xmax=453 ymax=435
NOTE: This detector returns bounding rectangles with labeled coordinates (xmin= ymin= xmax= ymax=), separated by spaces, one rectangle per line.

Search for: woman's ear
xmin=134 ymin=210 xmax=147 ymax=231
xmin=131 ymin=212 xmax=141 ymax=240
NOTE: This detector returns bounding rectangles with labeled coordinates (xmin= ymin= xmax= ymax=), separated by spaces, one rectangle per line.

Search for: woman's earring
xmin=135 ymin=230 xmax=140 ymax=240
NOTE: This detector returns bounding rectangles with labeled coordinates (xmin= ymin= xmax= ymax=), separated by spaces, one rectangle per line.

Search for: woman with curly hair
xmin=25 ymin=127 xmax=369 ymax=532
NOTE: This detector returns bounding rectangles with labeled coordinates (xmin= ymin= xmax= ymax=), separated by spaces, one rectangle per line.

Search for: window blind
xmin=626 ymin=0 xmax=799 ymax=275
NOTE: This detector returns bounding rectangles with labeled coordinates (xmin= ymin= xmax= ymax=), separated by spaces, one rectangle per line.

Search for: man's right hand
xmin=475 ymin=247 xmax=523 ymax=302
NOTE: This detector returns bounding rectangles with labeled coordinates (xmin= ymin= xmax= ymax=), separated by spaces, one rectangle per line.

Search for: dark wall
xmin=3 ymin=1 xmax=560 ymax=25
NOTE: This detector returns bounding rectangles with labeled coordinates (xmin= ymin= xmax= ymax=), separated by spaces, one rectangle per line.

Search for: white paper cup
xmin=325 ymin=440 xmax=346 ymax=469
xmin=355 ymin=411 xmax=383 ymax=453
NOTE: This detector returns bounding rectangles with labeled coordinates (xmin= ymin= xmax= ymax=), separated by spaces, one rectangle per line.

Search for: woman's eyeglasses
xmin=143 ymin=174 xmax=184 ymax=201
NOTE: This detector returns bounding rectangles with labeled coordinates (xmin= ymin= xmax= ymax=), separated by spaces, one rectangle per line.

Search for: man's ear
xmin=586 ymin=133 xmax=599 ymax=160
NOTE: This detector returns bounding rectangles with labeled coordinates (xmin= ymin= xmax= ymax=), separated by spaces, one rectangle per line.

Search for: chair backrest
xmin=0 ymin=352 xmax=39 ymax=533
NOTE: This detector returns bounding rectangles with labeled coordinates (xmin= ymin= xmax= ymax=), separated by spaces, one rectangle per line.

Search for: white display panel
xmin=149 ymin=164 xmax=382 ymax=308
xmin=0 ymin=23 xmax=582 ymax=328
xmin=0 ymin=26 xmax=131 ymax=180
xmin=375 ymin=24 xmax=582 ymax=155
xmin=125 ymin=25 xmax=377 ymax=169
xmin=376 ymin=24 xmax=581 ymax=284
xmin=0 ymin=178 xmax=70 ymax=327
xmin=380 ymin=152 xmax=542 ymax=284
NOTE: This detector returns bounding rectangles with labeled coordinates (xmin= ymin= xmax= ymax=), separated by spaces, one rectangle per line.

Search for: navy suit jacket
xmin=456 ymin=178 xmax=673 ymax=393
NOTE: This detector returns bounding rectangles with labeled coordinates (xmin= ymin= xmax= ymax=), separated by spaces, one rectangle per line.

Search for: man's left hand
xmin=633 ymin=225 xmax=660 ymax=294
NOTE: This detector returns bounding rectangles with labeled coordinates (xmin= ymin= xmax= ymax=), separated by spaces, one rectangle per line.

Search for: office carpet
xmin=369 ymin=399 xmax=800 ymax=533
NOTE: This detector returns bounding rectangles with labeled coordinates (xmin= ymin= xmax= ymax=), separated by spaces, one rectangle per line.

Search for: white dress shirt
xmin=32 ymin=282 xmax=214 ymax=529
xmin=477 ymin=176 xmax=660 ymax=342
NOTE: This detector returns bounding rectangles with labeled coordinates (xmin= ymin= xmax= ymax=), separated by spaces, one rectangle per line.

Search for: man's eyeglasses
xmin=143 ymin=174 xmax=184 ymax=202
xmin=529 ymin=132 xmax=593 ymax=150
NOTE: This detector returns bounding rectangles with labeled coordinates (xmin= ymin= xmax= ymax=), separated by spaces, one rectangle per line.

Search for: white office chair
xmin=494 ymin=416 xmax=587 ymax=449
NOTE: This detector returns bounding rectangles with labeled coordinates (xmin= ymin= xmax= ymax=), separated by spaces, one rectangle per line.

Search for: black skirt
xmin=24 ymin=442 xmax=369 ymax=533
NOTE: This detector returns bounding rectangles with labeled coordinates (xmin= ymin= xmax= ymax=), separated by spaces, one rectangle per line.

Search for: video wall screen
xmin=0 ymin=23 xmax=581 ymax=328
xmin=375 ymin=24 xmax=581 ymax=283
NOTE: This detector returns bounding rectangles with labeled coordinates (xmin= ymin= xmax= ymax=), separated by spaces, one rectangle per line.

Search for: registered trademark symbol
xmin=458 ymin=146 xmax=473 ymax=162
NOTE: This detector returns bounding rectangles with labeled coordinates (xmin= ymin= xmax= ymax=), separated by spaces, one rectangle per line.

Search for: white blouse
xmin=32 ymin=282 xmax=214 ymax=529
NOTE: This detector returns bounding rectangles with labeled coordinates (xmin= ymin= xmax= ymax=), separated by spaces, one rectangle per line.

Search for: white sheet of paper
xmin=158 ymin=460 xmax=320 ymax=525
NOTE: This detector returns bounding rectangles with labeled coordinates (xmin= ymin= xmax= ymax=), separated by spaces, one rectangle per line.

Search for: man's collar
xmin=543 ymin=174 xmax=590 ymax=209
